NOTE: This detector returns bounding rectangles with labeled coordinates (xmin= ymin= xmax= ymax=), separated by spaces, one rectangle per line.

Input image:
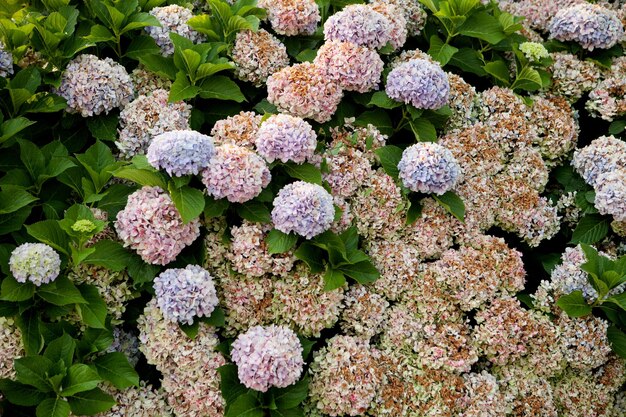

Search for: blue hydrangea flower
xmin=271 ymin=181 xmax=335 ymax=239
xmin=255 ymin=114 xmax=317 ymax=164
xmin=398 ymin=143 xmax=460 ymax=195
xmin=147 ymin=130 xmax=215 ymax=177
xmin=385 ymin=58 xmax=449 ymax=109
xmin=0 ymin=42 xmax=13 ymax=78
xmin=153 ymin=264 xmax=219 ymax=325
xmin=9 ymin=243 xmax=61 ymax=286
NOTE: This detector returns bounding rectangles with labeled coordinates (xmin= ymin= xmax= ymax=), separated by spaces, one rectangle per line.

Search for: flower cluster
xmin=153 ymin=265 xmax=219 ymax=325
xmin=386 ymin=58 xmax=450 ymax=109
xmin=398 ymin=142 xmax=461 ymax=194
xmin=115 ymin=186 xmax=200 ymax=265
xmin=258 ymin=0 xmax=320 ymax=36
xmin=0 ymin=41 xmax=13 ymax=78
xmin=519 ymin=41 xmax=549 ymax=62
xmin=147 ymin=130 xmax=215 ymax=176
xmin=9 ymin=243 xmax=60 ymax=286
xmin=323 ymin=4 xmax=391 ymax=49
xmin=548 ymin=3 xmax=624 ymax=50
xmin=231 ymin=325 xmax=304 ymax=392
xmin=56 ymin=54 xmax=133 ymax=117
xmin=211 ymin=111 xmax=262 ymax=148
xmin=572 ymin=135 xmax=626 ymax=187
xmin=271 ymin=181 xmax=335 ymax=239
xmin=130 ymin=65 xmax=172 ymax=96
xmin=201 ymin=144 xmax=271 ymax=203
xmin=232 ymin=29 xmax=290 ymax=86
xmin=587 ymin=57 xmax=626 ymax=121
xmin=255 ymin=114 xmax=317 ymax=163
xmin=145 ymin=5 xmax=205 ymax=56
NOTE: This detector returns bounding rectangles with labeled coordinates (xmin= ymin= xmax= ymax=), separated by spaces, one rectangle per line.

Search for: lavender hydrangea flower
xmin=258 ymin=0 xmax=321 ymax=36
xmin=153 ymin=265 xmax=219 ymax=325
xmin=9 ymin=243 xmax=61 ymax=286
xmin=572 ymin=136 xmax=626 ymax=188
xmin=255 ymin=114 xmax=317 ymax=164
xmin=323 ymin=4 xmax=392 ymax=49
xmin=0 ymin=41 xmax=13 ymax=78
xmin=201 ymin=144 xmax=271 ymax=203
xmin=595 ymin=169 xmax=626 ymax=222
xmin=56 ymin=54 xmax=133 ymax=117
xmin=145 ymin=5 xmax=205 ymax=56
xmin=398 ymin=143 xmax=461 ymax=195
xmin=271 ymin=181 xmax=335 ymax=239
xmin=386 ymin=58 xmax=450 ymax=109
xmin=147 ymin=130 xmax=215 ymax=176
xmin=115 ymin=186 xmax=200 ymax=265
xmin=548 ymin=3 xmax=624 ymax=51
xmin=231 ymin=325 xmax=304 ymax=392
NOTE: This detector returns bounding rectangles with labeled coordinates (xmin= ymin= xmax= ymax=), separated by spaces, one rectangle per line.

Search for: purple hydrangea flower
xmin=548 ymin=3 xmax=624 ymax=51
xmin=595 ymin=169 xmax=626 ymax=222
xmin=145 ymin=5 xmax=205 ymax=56
xmin=386 ymin=58 xmax=450 ymax=109
xmin=153 ymin=265 xmax=219 ymax=325
xmin=231 ymin=325 xmax=304 ymax=392
xmin=323 ymin=4 xmax=392 ymax=49
xmin=9 ymin=243 xmax=61 ymax=286
xmin=271 ymin=181 xmax=335 ymax=239
xmin=398 ymin=142 xmax=461 ymax=195
xmin=0 ymin=41 xmax=13 ymax=78
xmin=255 ymin=114 xmax=317 ymax=164
xmin=147 ymin=130 xmax=215 ymax=176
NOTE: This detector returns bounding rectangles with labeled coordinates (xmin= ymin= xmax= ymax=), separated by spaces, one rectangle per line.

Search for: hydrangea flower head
xmin=115 ymin=186 xmax=200 ymax=265
xmin=548 ymin=3 xmax=624 ymax=50
xmin=10 ymin=243 xmax=61 ymax=286
xmin=369 ymin=2 xmax=407 ymax=49
xmin=147 ymin=130 xmax=215 ymax=176
xmin=398 ymin=142 xmax=461 ymax=195
xmin=231 ymin=325 xmax=304 ymax=392
xmin=595 ymin=169 xmax=626 ymax=221
xmin=232 ymin=29 xmax=290 ymax=86
xmin=314 ymin=40 xmax=384 ymax=93
xmin=258 ymin=0 xmax=320 ymax=36
xmin=267 ymin=62 xmax=343 ymax=123
xmin=56 ymin=54 xmax=133 ymax=117
xmin=145 ymin=5 xmax=205 ymax=56
xmin=572 ymin=135 xmax=626 ymax=187
xmin=520 ymin=42 xmax=549 ymax=62
xmin=153 ymin=265 xmax=219 ymax=325
xmin=0 ymin=41 xmax=13 ymax=78
xmin=255 ymin=114 xmax=317 ymax=164
xmin=271 ymin=181 xmax=335 ymax=239
xmin=71 ymin=219 xmax=97 ymax=234
xmin=201 ymin=144 xmax=271 ymax=203
xmin=323 ymin=4 xmax=392 ymax=49
xmin=386 ymin=58 xmax=450 ymax=109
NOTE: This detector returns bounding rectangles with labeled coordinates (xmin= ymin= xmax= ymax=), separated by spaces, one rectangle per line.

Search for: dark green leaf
xmin=607 ymin=325 xmax=626 ymax=358
xmin=67 ymin=388 xmax=116 ymax=415
xmin=0 ymin=276 xmax=35 ymax=301
xmin=38 ymin=276 xmax=87 ymax=306
xmin=409 ymin=118 xmax=437 ymax=142
xmin=556 ymin=290 xmax=592 ymax=317
xmin=60 ymin=364 xmax=102 ymax=397
xmin=169 ymin=71 xmax=201 ymax=102
xmin=511 ymin=67 xmax=543 ymax=92
xmin=168 ymin=184 xmax=205 ymax=223
xmin=86 ymin=114 xmax=119 ymax=142
xmin=271 ymin=375 xmax=309 ymax=409
xmin=236 ymin=200 xmax=271 ymax=223
xmin=339 ymin=260 xmax=379 ymax=284
xmin=94 ymin=352 xmax=139 ymax=390
xmin=26 ymin=220 xmax=70 ymax=255
xmin=368 ymin=91 xmax=402 ymax=109
xmin=36 ymin=397 xmax=71 ymax=417
xmin=112 ymin=167 xmax=167 ymax=189
xmin=323 ymin=268 xmax=346 ymax=291
xmin=199 ymin=75 xmax=245 ymax=102
xmin=427 ymin=36 xmax=458 ymax=66
xmin=266 ymin=229 xmax=298 ymax=254
xmin=44 ymin=333 xmax=75 ymax=365
xmin=0 ymin=379 xmax=47 ymax=406
xmin=83 ymin=240 xmax=131 ymax=272
xmin=218 ymin=364 xmax=248 ymax=404
xmin=483 ymin=60 xmax=510 ymax=85
xmin=294 ymin=243 xmax=325 ymax=273
xmin=226 ymin=391 xmax=263 ymax=417
xmin=457 ymin=12 xmax=505 ymax=44
xmin=14 ymin=356 xmax=53 ymax=391
xmin=374 ymin=145 xmax=403 ymax=180
xmin=609 ymin=120 xmax=626 ymax=135
xmin=75 ymin=285 xmax=107 ymax=329
xmin=433 ymin=191 xmax=465 ymax=222
xmin=282 ymin=163 xmax=322 ymax=185
xmin=571 ymin=214 xmax=609 ymax=244
xmin=0 ymin=189 xmax=37 ymax=214
xmin=15 ymin=311 xmax=44 ymax=355
xmin=204 ymin=196 xmax=230 ymax=218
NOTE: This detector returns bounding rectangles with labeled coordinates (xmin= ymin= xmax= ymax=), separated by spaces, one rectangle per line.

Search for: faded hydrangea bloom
xmin=154 ymin=265 xmax=219 ymax=325
xmin=201 ymin=144 xmax=271 ymax=203
xmin=369 ymin=2 xmax=407 ymax=50
xmin=519 ymin=42 xmax=549 ymax=62
xmin=115 ymin=186 xmax=200 ymax=265
xmin=231 ymin=325 xmax=304 ymax=392
xmin=56 ymin=54 xmax=133 ymax=117
xmin=0 ymin=41 xmax=13 ymax=78
xmin=548 ymin=3 xmax=625 ymax=50
xmin=258 ymin=0 xmax=320 ymax=36
xmin=572 ymin=135 xmax=626 ymax=187
xmin=595 ymin=169 xmax=626 ymax=221
xmin=271 ymin=181 xmax=335 ymax=239
xmin=117 ymin=89 xmax=191 ymax=158
xmin=255 ymin=114 xmax=317 ymax=164
xmin=103 ymin=383 xmax=173 ymax=417
xmin=211 ymin=111 xmax=262 ymax=148
xmin=323 ymin=4 xmax=392 ymax=49
xmin=547 ymin=52 xmax=602 ymax=102
xmin=0 ymin=318 xmax=23 ymax=380
xmin=130 ymin=65 xmax=172 ymax=96
xmin=10 ymin=243 xmax=61 ymax=286
xmin=386 ymin=58 xmax=450 ymax=109
xmin=232 ymin=29 xmax=290 ymax=86
xmin=267 ymin=62 xmax=343 ymax=123
xmin=398 ymin=142 xmax=461 ymax=195
xmin=314 ymin=40 xmax=384 ymax=93
xmin=147 ymin=130 xmax=215 ymax=176
xmin=145 ymin=5 xmax=205 ymax=56
xmin=586 ymin=56 xmax=626 ymax=122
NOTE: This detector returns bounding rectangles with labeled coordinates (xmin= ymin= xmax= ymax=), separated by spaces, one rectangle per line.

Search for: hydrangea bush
xmin=0 ymin=0 xmax=626 ymax=416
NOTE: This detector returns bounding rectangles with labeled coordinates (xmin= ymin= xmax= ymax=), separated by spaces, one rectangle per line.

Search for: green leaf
xmin=14 ymin=356 xmax=54 ymax=391
xmin=180 ymin=321 xmax=199 ymax=339
xmin=94 ymin=352 xmax=139 ymax=389
xmin=448 ymin=48 xmax=487 ymax=76
xmin=83 ymin=24 xmax=114 ymax=42
xmin=556 ymin=290 xmax=593 ymax=317
xmin=609 ymin=120 xmax=626 ymax=135
xmin=113 ymin=167 xmax=167 ymax=189
xmin=433 ymin=191 xmax=465 ymax=222
xmin=409 ymin=118 xmax=437 ymax=142
xmin=323 ymin=268 xmax=346 ymax=291
xmin=483 ymin=60 xmax=510 ymax=85
xmin=36 ymin=397 xmax=71 ymax=417
xmin=368 ymin=91 xmax=402 ymax=109
xmin=168 ymin=184 xmax=205 ymax=224
xmin=226 ymin=391 xmax=264 ymax=417
xmin=60 ymin=364 xmax=102 ymax=397
xmin=137 ymin=53 xmax=177 ymax=80
xmin=427 ymin=36 xmax=458 ymax=66
xmin=26 ymin=220 xmax=70 ymax=255
xmin=0 ymin=379 xmax=48 ymax=406
xmin=294 ymin=243 xmax=325 ymax=273
xmin=199 ymin=75 xmax=246 ymax=102
xmin=67 ymin=388 xmax=116 ymax=415
xmin=0 ymin=276 xmax=35 ymax=301
xmin=339 ymin=260 xmax=379 ymax=284
xmin=201 ymin=306 xmax=226 ymax=327
xmin=86 ymin=114 xmax=119 ymax=142
xmin=38 ymin=276 xmax=87 ymax=306
xmin=354 ymin=109 xmax=393 ymax=136
xmin=282 ymin=163 xmax=322 ymax=185
xmin=406 ymin=196 xmax=423 ymax=225
xmin=19 ymin=138 xmax=46 ymax=180
xmin=44 ymin=333 xmax=75 ymax=366
xmin=75 ymin=285 xmax=107 ymax=329
xmin=511 ymin=66 xmax=543 ymax=91
xmin=457 ymin=12 xmax=505 ymax=44
xmin=374 ymin=145 xmax=403 ymax=180
xmin=83 ymin=240 xmax=131 ymax=272
xmin=236 ymin=200 xmax=271 ymax=223
xmin=120 ymin=12 xmax=161 ymax=34
xmin=607 ymin=325 xmax=626 ymax=358
xmin=266 ymin=229 xmax=298 ymax=254
xmin=204 ymin=196 xmax=230 ymax=218
xmin=169 ymin=71 xmax=201 ymax=103
xmin=15 ymin=311 xmax=44 ymax=355
xmin=271 ymin=375 xmax=309 ymax=409
xmin=571 ymin=214 xmax=609 ymax=244
xmin=124 ymin=35 xmax=161 ymax=59
xmin=218 ymin=364 xmax=248 ymax=404
xmin=0 ymin=117 xmax=36 ymax=143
